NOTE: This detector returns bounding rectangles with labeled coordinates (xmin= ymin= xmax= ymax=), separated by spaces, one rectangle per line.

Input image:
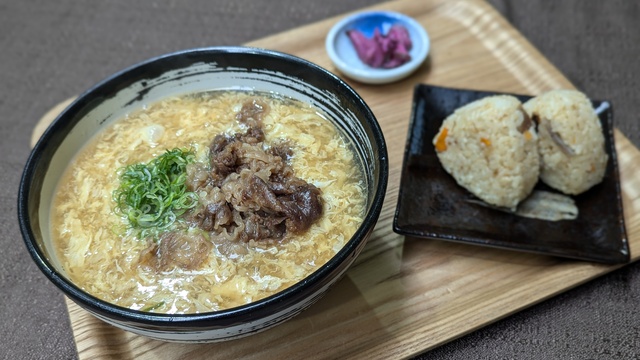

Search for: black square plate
xmin=393 ymin=84 xmax=629 ymax=264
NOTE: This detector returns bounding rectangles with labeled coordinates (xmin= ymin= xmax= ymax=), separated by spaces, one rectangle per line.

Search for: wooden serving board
xmin=34 ymin=0 xmax=640 ymax=358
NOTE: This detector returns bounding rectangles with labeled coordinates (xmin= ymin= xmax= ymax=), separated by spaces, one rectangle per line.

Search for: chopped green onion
xmin=141 ymin=301 xmax=165 ymax=312
xmin=113 ymin=148 xmax=198 ymax=238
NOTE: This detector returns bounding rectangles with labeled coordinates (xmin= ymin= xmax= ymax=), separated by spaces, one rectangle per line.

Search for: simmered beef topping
xmin=187 ymin=99 xmax=324 ymax=242
xmin=139 ymin=231 xmax=212 ymax=271
xmin=236 ymin=98 xmax=269 ymax=126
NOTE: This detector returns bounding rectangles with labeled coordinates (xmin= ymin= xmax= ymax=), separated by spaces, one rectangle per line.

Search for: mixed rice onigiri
xmin=433 ymin=89 xmax=608 ymax=212
xmin=433 ymin=95 xmax=539 ymax=210
xmin=523 ymin=89 xmax=608 ymax=195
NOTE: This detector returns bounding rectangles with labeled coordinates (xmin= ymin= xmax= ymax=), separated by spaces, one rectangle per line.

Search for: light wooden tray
xmin=33 ymin=0 xmax=640 ymax=358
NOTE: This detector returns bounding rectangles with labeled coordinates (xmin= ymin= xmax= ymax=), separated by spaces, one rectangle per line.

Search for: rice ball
xmin=523 ymin=89 xmax=608 ymax=195
xmin=433 ymin=95 xmax=540 ymax=210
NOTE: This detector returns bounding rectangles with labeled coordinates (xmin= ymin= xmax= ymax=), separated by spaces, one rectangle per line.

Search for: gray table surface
xmin=2 ymin=1 xmax=639 ymax=359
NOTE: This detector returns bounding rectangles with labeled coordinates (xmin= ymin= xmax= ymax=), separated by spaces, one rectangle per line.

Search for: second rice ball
xmin=523 ymin=89 xmax=608 ymax=195
xmin=433 ymin=95 xmax=539 ymax=210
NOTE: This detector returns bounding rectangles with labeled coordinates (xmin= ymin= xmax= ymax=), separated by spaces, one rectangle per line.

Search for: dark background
xmin=1 ymin=1 xmax=638 ymax=359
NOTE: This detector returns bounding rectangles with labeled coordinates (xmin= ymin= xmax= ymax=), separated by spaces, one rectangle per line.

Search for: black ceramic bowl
xmin=18 ymin=46 xmax=388 ymax=342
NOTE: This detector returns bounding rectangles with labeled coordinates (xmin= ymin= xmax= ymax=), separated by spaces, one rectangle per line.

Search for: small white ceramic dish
xmin=325 ymin=10 xmax=430 ymax=84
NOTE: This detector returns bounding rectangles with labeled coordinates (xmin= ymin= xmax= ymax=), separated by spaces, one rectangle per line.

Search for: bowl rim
xmin=18 ymin=46 xmax=389 ymax=327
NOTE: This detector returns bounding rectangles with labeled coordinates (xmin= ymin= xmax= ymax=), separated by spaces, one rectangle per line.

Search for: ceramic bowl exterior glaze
xmin=18 ymin=47 xmax=388 ymax=342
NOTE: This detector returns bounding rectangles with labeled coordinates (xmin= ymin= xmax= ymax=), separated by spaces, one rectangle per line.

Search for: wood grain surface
xmin=32 ymin=0 xmax=640 ymax=358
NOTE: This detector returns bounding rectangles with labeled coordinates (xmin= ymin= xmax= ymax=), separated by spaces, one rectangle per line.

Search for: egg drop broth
xmin=50 ymin=90 xmax=365 ymax=314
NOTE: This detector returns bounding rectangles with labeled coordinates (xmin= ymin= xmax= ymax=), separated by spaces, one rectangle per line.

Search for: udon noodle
xmin=51 ymin=90 xmax=365 ymax=313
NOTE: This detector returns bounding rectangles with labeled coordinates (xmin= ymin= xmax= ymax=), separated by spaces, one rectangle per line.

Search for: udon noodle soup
xmin=51 ymin=90 xmax=365 ymax=314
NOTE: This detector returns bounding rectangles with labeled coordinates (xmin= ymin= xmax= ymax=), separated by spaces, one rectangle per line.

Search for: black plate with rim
xmin=393 ymin=84 xmax=629 ymax=264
